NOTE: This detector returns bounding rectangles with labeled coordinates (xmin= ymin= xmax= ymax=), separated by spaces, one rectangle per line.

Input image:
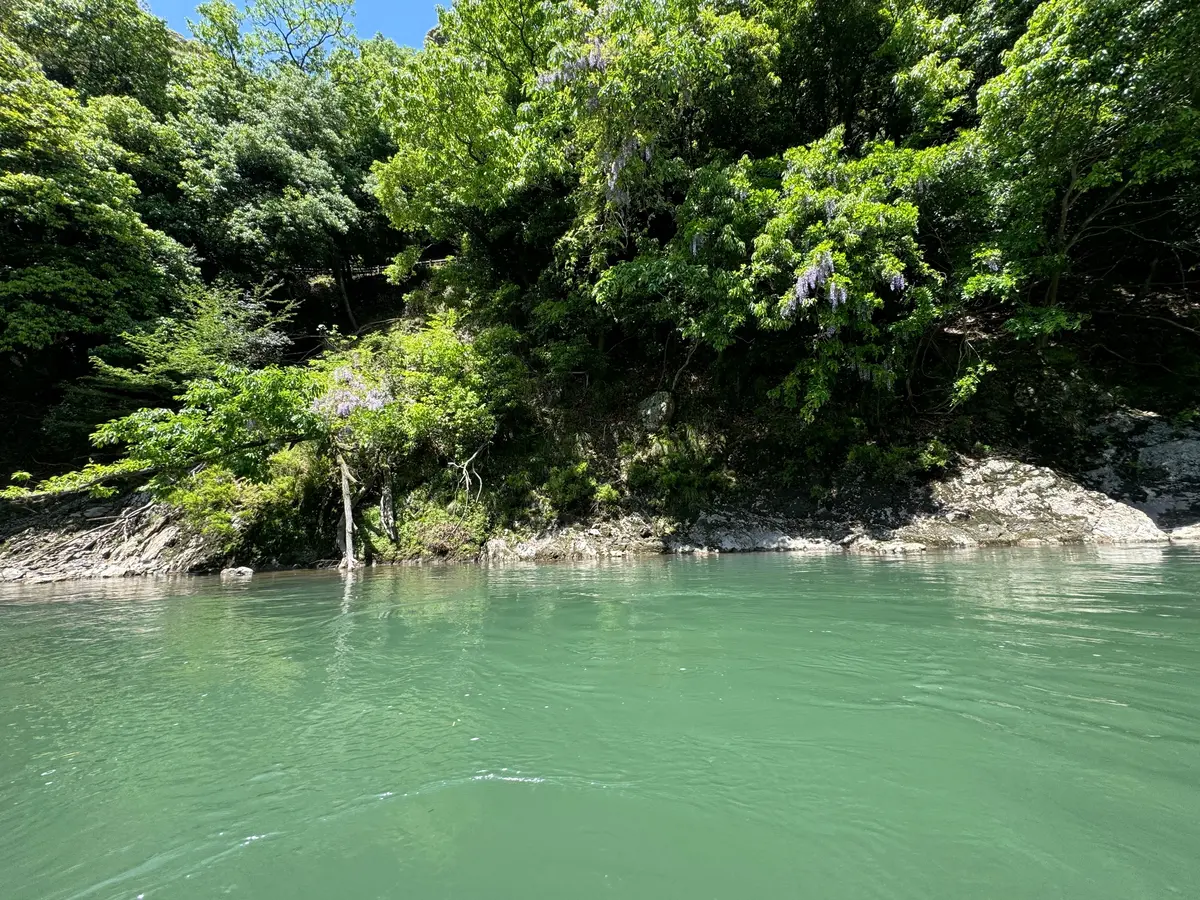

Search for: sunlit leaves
xmin=0 ymin=37 xmax=191 ymax=352
xmin=974 ymin=0 xmax=1200 ymax=302
xmin=93 ymin=365 xmax=323 ymax=480
xmin=749 ymin=129 xmax=944 ymax=418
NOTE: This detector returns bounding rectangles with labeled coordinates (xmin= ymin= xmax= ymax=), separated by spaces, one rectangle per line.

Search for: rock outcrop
xmin=668 ymin=512 xmax=837 ymax=553
xmin=892 ymin=457 xmax=1165 ymax=547
xmin=637 ymin=391 xmax=675 ymax=432
xmin=1081 ymin=408 xmax=1200 ymax=539
xmin=666 ymin=457 xmax=1166 ymax=555
xmin=0 ymin=494 xmax=220 ymax=583
xmin=483 ymin=515 xmax=668 ymax=562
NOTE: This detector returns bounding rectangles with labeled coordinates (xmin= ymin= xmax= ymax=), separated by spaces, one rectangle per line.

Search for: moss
xmin=360 ymin=487 xmax=490 ymax=562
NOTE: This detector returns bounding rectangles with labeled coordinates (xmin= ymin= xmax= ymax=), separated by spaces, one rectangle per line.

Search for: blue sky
xmin=145 ymin=0 xmax=442 ymax=49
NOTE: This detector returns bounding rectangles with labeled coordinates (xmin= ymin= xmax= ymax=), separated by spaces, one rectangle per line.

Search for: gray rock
xmin=483 ymin=538 xmax=519 ymax=562
xmin=637 ymin=391 xmax=675 ymax=431
xmin=669 ymin=511 xmax=838 ymax=554
xmin=846 ymin=536 xmax=928 ymax=554
xmin=0 ymin=493 xmax=221 ymax=582
xmin=220 ymin=566 xmax=254 ymax=578
xmin=896 ymin=457 xmax=1165 ymax=546
xmin=1139 ymin=439 xmax=1200 ymax=480
xmin=486 ymin=516 xmax=667 ymax=562
xmin=675 ymin=457 xmax=1164 ymax=553
xmin=1081 ymin=409 xmax=1200 ymax=530
xmin=1168 ymin=524 xmax=1200 ymax=542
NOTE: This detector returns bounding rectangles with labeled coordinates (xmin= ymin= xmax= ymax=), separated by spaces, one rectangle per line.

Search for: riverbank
xmin=3 ymin=451 xmax=1197 ymax=583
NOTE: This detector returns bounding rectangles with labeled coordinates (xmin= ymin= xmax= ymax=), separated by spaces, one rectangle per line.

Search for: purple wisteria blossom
xmin=791 ymin=251 xmax=835 ymax=308
xmin=312 ymin=367 xmax=393 ymax=420
xmin=889 ymin=272 xmax=907 ymax=293
xmin=536 ymin=36 xmax=608 ymax=88
xmin=828 ymin=280 xmax=847 ymax=310
xmin=603 ymin=136 xmax=646 ymax=206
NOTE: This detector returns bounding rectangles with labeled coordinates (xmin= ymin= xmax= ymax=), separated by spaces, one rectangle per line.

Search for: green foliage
xmin=951 ymin=360 xmax=997 ymax=407
xmin=845 ymin=443 xmax=916 ymax=480
xmin=93 ymin=365 xmax=322 ymax=480
xmin=176 ymin=63 xmax=381 ymax=276
xmin=540 ymin=461 xmax=598 ymax=519
xmin=0 ymin=457 xmax=150 ymax=500
xmin=165 ymin=465 xmax=260 ymax=546
xmin=314 ymin=313 xmax=525 ymax=472
xmin=162 ymin=448 xmax=316 ymax=552
xmin=594 ymin=482 xmax=621 ymax=508
xmin=974 ymin=0 xmax=1199 ymax=308
xmin=918 ymin=438 xmax=952 ymax=471
xmin=624 ymin=428 xmax=735 ymax=517
xmin=0 ymin=36 xmax=192 ymax=352
xmin=1 ymin=0 xmax=176 ymax=113
xmin=1002 ymin=306 xmax=1086 ymax=341
xmin=94 ymin=281 xmax=297 ymax=393
xmin=846 ymin=437 xmax=952 ymax=480
xmin=371 ymin=0 xmax=558 ymax=240
xmin=6 ymin=0 xmax=1200 ymax=560
xmin=366 ymin=487 xmax=490 ymax=560
xmin=751 ymin=131 xmax=946 ymax=419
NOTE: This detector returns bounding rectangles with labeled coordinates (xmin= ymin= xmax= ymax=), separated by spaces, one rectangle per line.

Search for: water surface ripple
xmin=2 ymin=548 xmax=1198 ymax=898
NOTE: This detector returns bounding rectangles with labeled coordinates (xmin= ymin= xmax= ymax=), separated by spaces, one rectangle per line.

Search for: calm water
xmin=1 ymin=549 xmax=1199 ymax=900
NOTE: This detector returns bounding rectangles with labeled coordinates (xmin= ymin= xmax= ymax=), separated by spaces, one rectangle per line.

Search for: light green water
xmin=2 ymin=549 xmax=1199 ymax=900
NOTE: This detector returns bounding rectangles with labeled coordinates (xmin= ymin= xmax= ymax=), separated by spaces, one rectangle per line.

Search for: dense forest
xmin=1 ymin=0 xmax=1197 ymax=565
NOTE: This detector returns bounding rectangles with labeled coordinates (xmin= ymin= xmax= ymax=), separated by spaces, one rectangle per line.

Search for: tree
xmin=190 ymin=0 xmax=354 ymax=75
xmin=974 ymin=0 xmax=1200 ymax=321
xmin=81 ymin=315 xmax=523 ymax=566
xmin=0 ymin=0 xmax=177 ymax=114
xmin=179 ymin=67 xmax=362 ymax=275
xmin=177 ymin=9 xmax=399 ymax=319
xmin=0 ymin=37 xmax=191 ymax=354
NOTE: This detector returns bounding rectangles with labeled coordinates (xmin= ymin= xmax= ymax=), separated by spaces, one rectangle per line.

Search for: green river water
xmin=1 ymin=548 xmax=1198 ymax=899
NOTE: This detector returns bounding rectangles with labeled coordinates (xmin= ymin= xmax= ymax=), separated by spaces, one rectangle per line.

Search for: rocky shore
xmin=483 ymin=455 xmax=1176 ymax=561
xmin=0 ymin=493 xmax=218 ymax=584
xmin=4 ymin=421 xmax=1200 ymax=583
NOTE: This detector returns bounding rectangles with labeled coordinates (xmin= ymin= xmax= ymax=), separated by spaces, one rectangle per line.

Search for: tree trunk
xmin=337 ymin=452 xmax=356 ymax=569
xmin=379 ymin=472 xmax=395 ymax=542
xmin=336 ymin=265 xmax=358 ymax=332
xmin=1045 ymin=268 xmax=1061 ymax=308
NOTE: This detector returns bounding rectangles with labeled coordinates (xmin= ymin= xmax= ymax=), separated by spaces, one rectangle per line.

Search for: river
xmin=1 ymin=548 xmax=1198 ymax=899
